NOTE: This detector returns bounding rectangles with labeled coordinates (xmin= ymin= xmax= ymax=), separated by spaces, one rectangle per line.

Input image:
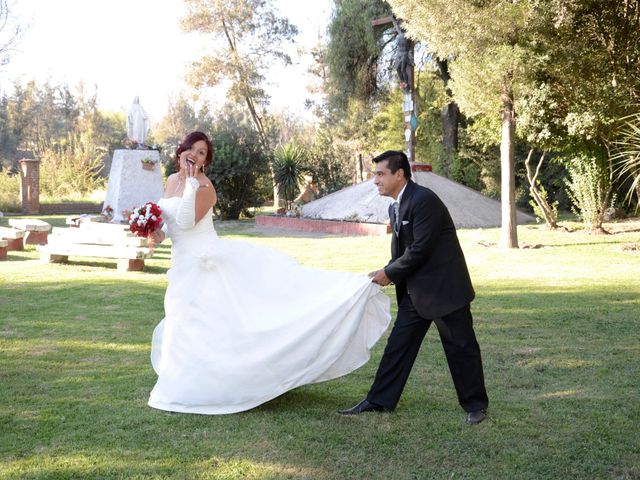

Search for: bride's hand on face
xmin=179 ymin=150 xmax=198 ymax=179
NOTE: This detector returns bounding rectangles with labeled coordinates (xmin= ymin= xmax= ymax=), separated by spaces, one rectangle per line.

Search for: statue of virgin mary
xmin=126 ymin=96 xmax=150 ymax=146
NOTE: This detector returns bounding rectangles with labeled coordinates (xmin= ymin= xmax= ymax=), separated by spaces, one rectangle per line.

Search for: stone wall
xmin=39 ymin=203 xmax=103 ymax=215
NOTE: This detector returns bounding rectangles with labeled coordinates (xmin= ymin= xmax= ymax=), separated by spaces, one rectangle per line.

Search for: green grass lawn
xmin=1 ymin=216 xmax=639 ymax=479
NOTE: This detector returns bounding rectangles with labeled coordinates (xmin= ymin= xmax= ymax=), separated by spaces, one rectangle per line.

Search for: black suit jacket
xmin=384 ymin=180 xmax=475 ymax=319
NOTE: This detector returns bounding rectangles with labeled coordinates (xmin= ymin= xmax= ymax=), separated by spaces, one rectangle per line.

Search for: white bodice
xmin=158 ymin=196 xmax=216 ymax=241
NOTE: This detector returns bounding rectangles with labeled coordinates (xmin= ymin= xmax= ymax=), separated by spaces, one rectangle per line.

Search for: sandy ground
xmin=301 ymin=172 xmax=535 ymax=229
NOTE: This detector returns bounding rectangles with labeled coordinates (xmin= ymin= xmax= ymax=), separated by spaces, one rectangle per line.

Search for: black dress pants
xmin=367 ymin=295 xmax=489 ymax=413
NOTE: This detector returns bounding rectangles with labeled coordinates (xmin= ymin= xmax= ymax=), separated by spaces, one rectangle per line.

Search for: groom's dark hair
xmin=372 ymin=150 xmax=411 ymax=179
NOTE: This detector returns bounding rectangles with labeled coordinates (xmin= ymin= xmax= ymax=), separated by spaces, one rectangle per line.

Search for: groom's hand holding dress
xmin=368 ymin=269 xmax=392 ymax=286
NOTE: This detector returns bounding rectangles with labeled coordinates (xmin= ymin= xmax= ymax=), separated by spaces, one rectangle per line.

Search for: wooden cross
xmin=372 ymin=15 xmax=418 ymax=164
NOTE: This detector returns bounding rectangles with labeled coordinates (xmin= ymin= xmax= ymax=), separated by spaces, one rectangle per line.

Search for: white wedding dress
xmin=148 ymin=193 xmax=391 ymax=415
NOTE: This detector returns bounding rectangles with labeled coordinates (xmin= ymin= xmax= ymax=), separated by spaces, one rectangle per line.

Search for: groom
xmin=340 ymin=150 xmax=489 ymax=424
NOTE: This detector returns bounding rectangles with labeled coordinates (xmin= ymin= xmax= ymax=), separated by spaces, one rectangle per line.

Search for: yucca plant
xmin=613 ymin=112 xmax=640 ymax=211
xmin=272 ymin=143 xmax=309 ymax=211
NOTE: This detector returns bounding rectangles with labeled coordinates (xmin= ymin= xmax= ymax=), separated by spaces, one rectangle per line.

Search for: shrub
xmin=564 ymin=154 xmax=614 ymax=231
xmin=206 ymin=128 xmax=271 ymax=220
xmin=39 ymin=134 xmax=105 ymax=200
xmin=0 ymin=169 xmax=20 ymax=212
xmin=307 ymin=130 xmax=352 ymax=196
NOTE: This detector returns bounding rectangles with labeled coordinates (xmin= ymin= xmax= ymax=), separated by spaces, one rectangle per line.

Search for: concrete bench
xmin=0 ymin=226 xmax=26 ymax=251
xmin=8 ymin=219 xmax=52 ymax=245
xmin=39 ymin=222 xmax=152 ymax=272
xmin=0 ymin=239 xmax=7 ymax=260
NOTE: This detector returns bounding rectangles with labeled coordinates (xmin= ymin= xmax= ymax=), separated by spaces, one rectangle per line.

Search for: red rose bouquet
xmin=128 ymin=202 xmax=163 ymax=238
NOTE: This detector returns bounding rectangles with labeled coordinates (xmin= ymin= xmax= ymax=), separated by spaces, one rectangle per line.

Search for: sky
xmin=1 ymin=0 xmax=333 ymax=123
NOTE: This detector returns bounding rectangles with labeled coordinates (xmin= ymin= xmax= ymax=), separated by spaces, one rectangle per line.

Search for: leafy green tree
xmin=388 ymin=0 xmax=549 ymax=248
xmin=154 ymin=95 xmax=214 ymax=176
xmin=306 ymin=128 xmax=353 ymax=196
xmin=365 ymin=69 xmax=449 ymax=170
xmin=305 ymin=41 xmax=330 ymax=121
xmin=5 ymin=80 xmax=39 ymax=155
xmin=0 ymin=0 xmax=22 ymax=67
xmin=3 ymin=80 xmax=107 ymax=158
xmin=154 ymin=95 xmax=212 ymax=147
xmin=39 ymin=133 xmax=105 ymax=200
xmin=539 ymin=0 xmax=640 ymax=147
xmin=325 ymin=0 xmax=391 ymax=117
xmin=204 ymin=107 xmax=272 ymax=219
xmin=181 ymin=0 xmax=298 ymax=206
xmin=0 ymin=79 xmax=126 ymax=199
xmin=529 ymin=1 xmax=640 ymax=230
xmin=0 ymin=94 xmax=18 ymax=168
xmin=74 ymin=83 xmax=126 ymax=155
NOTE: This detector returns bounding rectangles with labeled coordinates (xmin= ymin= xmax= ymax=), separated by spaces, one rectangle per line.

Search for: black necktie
xmin=393 ymin=201 xmax=400 ymax=234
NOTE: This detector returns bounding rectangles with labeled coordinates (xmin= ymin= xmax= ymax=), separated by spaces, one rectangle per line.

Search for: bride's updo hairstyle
xmin=174 ymin=131 xmax=214 ymax=171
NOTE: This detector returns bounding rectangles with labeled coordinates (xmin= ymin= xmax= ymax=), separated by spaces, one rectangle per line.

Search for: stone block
xmin=24 ymin=231 xmax=49 ymax=245
xmin=103 ymin=149 xmax=164 ymax=223
xmin=0 ymin=227 xmax=25 ymax=251
xmin=9 ymin=218 xmax=52 ymax=232
xmin=117 ymin=258 xmax=145 ymax=272
xmin=9 ymin=219 xmax=52 ymax=245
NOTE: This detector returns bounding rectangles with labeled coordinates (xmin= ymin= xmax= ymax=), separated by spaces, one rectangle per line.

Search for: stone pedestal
xmin=9 ymin=218 xmax=52 ymax=245
xmin=0 ymin=226 xmax=25 ymax=251
xmin=19 ymin=159 xmax=40 ymax=214
xmin=117 ymin=258 xmax=145 ymax=272
xmin=103 ymin=150 xmax=164 ymax=223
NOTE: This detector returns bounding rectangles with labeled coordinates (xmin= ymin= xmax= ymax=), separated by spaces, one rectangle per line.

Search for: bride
xmin=147 ymin=131 xmax=391 ymax=414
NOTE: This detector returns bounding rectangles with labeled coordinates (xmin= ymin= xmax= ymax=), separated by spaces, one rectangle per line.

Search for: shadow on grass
xmin=23 ymin=246 xmax=171 ymax=273
xmin=3 ymin=253 xmax=33 ymax=262
xmin=540 ymin=240 xmax=639 ymax=248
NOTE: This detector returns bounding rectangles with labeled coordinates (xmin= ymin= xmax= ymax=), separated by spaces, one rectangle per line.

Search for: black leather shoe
xmin=339 ymin=399 xmax=386 ymax=415
xmin=466 ymin=409 xmax=487 ymax=425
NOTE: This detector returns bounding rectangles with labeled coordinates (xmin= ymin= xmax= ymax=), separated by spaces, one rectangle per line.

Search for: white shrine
xmin=102 ymin=149 xmax=164 ymax=223
xmin=102 ymin=97 xmax=163 ymax=223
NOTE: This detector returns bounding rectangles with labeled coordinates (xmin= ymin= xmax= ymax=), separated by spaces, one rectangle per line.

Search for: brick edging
xmin=410 ymin=163 xmax=432 ymax=172
xmin=255 ymin=215 xmax=390 ymax=236
xmin=39 ymin=203 xmax=103 ymax=215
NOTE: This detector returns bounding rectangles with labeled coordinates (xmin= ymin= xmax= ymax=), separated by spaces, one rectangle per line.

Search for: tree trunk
xmin=590 ymin=150 xmax=616 ymax=234
xmin=500 ymin=83 xmax=518 ymax=249
xmin=524 ymin=149 xmax=558 ymax=229
xmin=354 ymin=153 xmax=364 ymax=183
xmin=435 ymin=58 xmax=459 ymax=177
xmin=441 ymin=102 xmax=459 ymax=176
xmin=221 ymin=17 xmax=280 ymax=208
xmin=242 ymin=95 xmax=280 ymax=208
